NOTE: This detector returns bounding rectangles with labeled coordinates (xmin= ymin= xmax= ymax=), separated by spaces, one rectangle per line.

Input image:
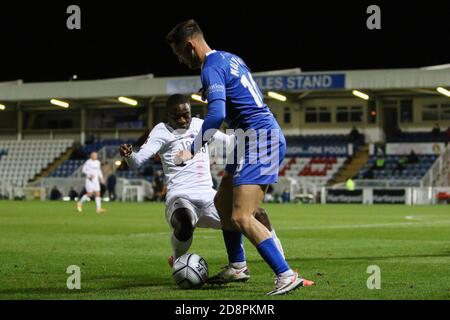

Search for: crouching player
xmin=120 ymin=94 xmax=284 ymax=283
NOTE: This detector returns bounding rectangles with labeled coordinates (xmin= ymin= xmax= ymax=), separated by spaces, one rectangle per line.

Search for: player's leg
xmin=211 ymin=174 xmax=284 ymax=283
xmin=254 ymin=207 xmax=285 ymax=259
xmin=170 ymin=208 xmax=195 ymax=260
xmin=232 ymin=185 xmax=314 ymax=295
xmin=197 ymin=189 xmax=250 ymax=284
xmin=213 ymin=171 xmax=234 ymax=229
xmin=214 ymin=172 xmax=246 ymax=267
xmin=95 ymin=190 xmax=106 ymax=213
xmin=77 ymin=190 xmax=92 ymax=212
xmin=166 ymin=197 xmax=198 ymax=267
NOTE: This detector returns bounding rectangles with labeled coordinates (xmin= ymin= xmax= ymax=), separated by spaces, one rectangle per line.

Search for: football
xmin=172 ymin=253 xmax=208 ymax=289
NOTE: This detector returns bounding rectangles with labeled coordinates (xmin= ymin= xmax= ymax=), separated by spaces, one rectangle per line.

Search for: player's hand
xmin=120 ymin=144 xmax=133 ymax=157
xmin=174 ymin=150 xmax=192 ymax=166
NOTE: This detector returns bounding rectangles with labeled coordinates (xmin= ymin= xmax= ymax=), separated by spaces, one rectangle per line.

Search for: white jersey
xmin=124 ymin=118 xmax=233 ymax=200
xmin=82 ymin=159 xmax=103 ymax=183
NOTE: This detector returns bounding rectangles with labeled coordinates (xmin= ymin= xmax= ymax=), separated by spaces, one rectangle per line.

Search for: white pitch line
xmin=279 ymin=220 xmax=450 ymax=231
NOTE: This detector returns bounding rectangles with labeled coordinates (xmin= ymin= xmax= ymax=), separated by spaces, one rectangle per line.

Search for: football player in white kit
xmin=120 ymin=94 xmax=285 ymax=283
xmin=77 ymin=152 xmax=107 ymax=214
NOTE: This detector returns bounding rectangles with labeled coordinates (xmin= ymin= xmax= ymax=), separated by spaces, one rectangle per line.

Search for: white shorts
xmin=165 ymin=189 xmax=222 ymax=230
xmin=85 ymin=179 xmax=100 ymax=193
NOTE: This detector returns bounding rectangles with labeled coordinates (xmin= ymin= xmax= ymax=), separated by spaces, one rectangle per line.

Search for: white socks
xmin=95 ymin=197 xmax=102 ymax=211
xmin=79 ymin=194 xmax=89 ymax=204
xmin=171 ymin=233 xmax=193 ymax=260
xmin=279 ymin=269 xmax=295 ymax=278
xmin=271 ymin=229 xmax=285 ymax=259
xmin=230 ymin=261 xmax=247 ymax=269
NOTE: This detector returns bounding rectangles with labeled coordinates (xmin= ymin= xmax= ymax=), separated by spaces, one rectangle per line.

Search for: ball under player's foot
xmin=96 ymin=208 xmax=107 ymax=214
xmin=76 ymin=202 xmax=82 ymax=213
xmin=266 ymin=271 xmax=315 ymax=296
xmin=207 ymin=264 xmax=250 ymax=285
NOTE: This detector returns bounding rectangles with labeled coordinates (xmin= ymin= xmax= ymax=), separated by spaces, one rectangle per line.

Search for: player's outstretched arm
xmin=120 ymin=125 xmax=165 ymax=168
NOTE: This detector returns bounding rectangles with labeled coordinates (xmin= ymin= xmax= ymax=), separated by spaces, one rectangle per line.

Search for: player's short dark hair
xmin=165 ymin=19 xmax=203 ymax=45
xmin=166 ymin=94 xmax=190 ymax=110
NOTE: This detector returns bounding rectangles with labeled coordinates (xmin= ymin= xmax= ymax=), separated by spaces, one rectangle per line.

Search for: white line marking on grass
xmin=404 ymin=215 xmax=428 ymax=221
xmin=281 ymin=220 xmax=450 ymax=231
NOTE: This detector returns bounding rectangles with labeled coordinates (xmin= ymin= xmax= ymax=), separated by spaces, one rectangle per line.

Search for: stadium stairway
xmin=33 ymin=146 xmax=74 ymax=181
xmin=328 ymin=144 xmax=369 ymax=185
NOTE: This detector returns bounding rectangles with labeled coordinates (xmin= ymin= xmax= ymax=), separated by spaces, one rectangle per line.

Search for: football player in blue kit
xmin=166 ymin=19 xmax=314 ymax=295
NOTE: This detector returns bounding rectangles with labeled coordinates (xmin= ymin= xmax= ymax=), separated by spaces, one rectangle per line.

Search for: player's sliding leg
xmin=232 ymin=184 xmax=314 ymax=296
xmin=168 ymin=208 xmax=195 ymax=267
xmin=77 ymin=192 xmax=91 ymax=212
xmin=95 ymin=191 xmax=106 ymax=214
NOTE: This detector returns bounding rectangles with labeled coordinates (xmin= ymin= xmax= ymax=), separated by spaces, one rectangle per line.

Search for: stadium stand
xmin=0 ymin=140 xmax=73 ymax=187
xmin=48 ymin=138 xmax=162 ymax=183
xmin=209 ymin=134 xmax=357 ymax=187
xmin=356 ymin=155 xmax=438 ymax=180
xmin=49 ymin=159 xmax=85 ymax=177
xmin=80 ymin=138 xmax=136 ymax=156
xmin=278 ymin=156 xmax=347 ymax=186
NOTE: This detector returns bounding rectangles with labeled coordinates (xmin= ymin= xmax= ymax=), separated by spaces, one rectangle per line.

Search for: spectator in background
xmin=346 ymin=178 xmax=355 ymax=191
xmin=152 ymin=170 xmax=165 ymax=201
xmin=68 ymin=187 xmax=79 ymax=201
xmin=349 ymin=126 xmax=360 ymax=142
xmin=407 ymin=150 xmax=419 ymax=164
xmin=106 ymin=173 xmax=117 ymax=201
xmin=50 ymin=186 xmax=62 ymax=200
xmin=373 ymin=156 xmax=386 ymax=170
xmin=396 ymin=155 xmax=408 ymax=172
xmin=431 ymin=123 xmax=441 ymax=136
xmin=281 ymin=189 xmax=290 ymax=203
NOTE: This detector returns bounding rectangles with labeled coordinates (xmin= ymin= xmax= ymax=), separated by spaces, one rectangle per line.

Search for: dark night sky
xmin=0 ymin=1 xmax=449 ymax=82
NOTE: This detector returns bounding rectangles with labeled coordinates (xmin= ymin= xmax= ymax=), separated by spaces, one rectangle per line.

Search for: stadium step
xmin=328 ymin=144 xmax=369 ymax=185
xmin=33 ymin=145 xmax=75 ymax=181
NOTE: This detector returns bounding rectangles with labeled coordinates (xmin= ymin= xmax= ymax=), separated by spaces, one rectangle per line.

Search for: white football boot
xmin=207 ymin=264 xmax=250 ymax=285
xmin=266 ymin=271 xmax=315 ymax=296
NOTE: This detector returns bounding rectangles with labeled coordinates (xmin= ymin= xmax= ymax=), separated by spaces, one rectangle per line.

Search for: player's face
xmin=168 ymin=103 xmax=192 ymax=130
xmin=91 ymin=152 xmax=98 ymax=160
xmin=171 ymin=42 xmax=201 ymax=70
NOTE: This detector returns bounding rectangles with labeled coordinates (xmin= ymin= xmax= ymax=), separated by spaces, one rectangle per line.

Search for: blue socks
xmin=257 ymin=238 xmax=290 ymax=274
xmin=222 ymin=230 xmax=246 ymax=263
xmin=222 ymin=230 xmax=290 ymax=275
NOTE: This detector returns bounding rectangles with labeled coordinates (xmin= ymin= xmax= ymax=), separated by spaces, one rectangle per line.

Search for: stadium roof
xmin=0 ymin=66 xmax=449 ymax=107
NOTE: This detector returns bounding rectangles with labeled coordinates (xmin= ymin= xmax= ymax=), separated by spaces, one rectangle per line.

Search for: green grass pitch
xmin=0 ymin=200 xmax=449 ymax=300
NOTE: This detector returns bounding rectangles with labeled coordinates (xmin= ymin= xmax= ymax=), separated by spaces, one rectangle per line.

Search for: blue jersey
xmin=201 ymin=51 xmax=278 ymax=131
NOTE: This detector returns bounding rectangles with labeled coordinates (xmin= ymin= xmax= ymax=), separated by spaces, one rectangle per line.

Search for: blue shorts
xmin=225 ymin=129 xmax=286 ymax=186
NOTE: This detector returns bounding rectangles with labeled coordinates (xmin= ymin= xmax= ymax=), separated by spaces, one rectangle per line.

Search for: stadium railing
xmin=422 ymin=143 xmax=450 ymax=187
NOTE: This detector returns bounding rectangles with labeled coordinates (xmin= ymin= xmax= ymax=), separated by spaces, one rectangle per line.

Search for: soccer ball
xmin=172 ymin=253 xmax=208 ymax=289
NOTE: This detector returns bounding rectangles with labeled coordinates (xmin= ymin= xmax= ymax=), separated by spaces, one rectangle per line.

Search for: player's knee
xmin=230 ymin=215 xmax=251 ymax=232
xmin=172 ymin=209 xmax=194 ymax=241
xmin=254 ymin=208 xmax=272 ymax=231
